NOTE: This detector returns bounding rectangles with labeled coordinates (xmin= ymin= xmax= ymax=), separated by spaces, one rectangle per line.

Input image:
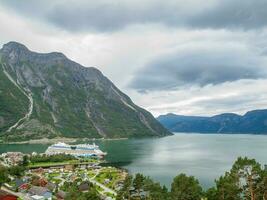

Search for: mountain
xmin=0 ymin=41 xmax=171 ymax=142
xmin=157 ymin=110 xmax=267 ymax=134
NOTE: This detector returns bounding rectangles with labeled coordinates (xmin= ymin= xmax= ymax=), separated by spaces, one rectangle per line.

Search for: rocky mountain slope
xmin=0 ymin=42 xmax=171 ymax=141
xmin=157 ymin=110 xmax=267 ymax=134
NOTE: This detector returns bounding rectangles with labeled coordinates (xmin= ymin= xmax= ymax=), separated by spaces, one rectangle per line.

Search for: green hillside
xmin=0 ymin=42 xmax=171 ymax=142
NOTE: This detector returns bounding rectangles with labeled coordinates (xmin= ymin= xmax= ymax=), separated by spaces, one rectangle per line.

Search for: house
xmin=78 ymin=182 xmax=90 ymax=192
xmin=45 ymin=182 xmax=56 ymax=192
xmin=18 ymin=183 xmax=30 ymax=192
xmin=30 ymin=195 xmax=45 ymax=200
xmin=22 ymin=176 xmax=31 ymax=183
xmin=70 ymin=174 xmax=77 ymax=181
xmin=3 ymin=152 xmax=24 ymax=165
xmin=29 ymin=186 xmax=52 ymax=200
xmin=64 ymin=165 xmax=74 ymax=171
xmin=130 ymin=190 xmax=148 ymax=199
xmin=104 ymin=179 xmax=110 ymax=184
xmin=32 ymin=168 xmax=45 ymax=175
xmin=0 ymin=190 xmax=18 ymax=200
xmin=38 ymin=178 xmax=48 ymax=187
xmin=115 ymin=183 xmax=123 ymax=191
xmin=56 ymin=190 xmax=67 ymax=200
xmin=80 ymin=165 xmax=87 ymax=170
xmin=14 ymin=178 xmax=27 ymax=189
xmin=0 ymin=195 xmax=18 ymax=200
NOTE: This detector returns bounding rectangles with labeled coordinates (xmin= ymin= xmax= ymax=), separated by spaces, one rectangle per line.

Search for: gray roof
xmin=15 ymin=178 xmax=26 ymax=187
xmin=29 ymin=186 xmax=49 ymax=196
xmin=57 ymin=190 xmax=67 ymax=198
xmin=78 ymin=183 xmax=90 ymax=191
xmin=46 ymin=182 xmax=56 ymax=190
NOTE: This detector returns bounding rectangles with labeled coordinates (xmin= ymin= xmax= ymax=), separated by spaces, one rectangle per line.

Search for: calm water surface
xmin=1 ymin=133 xmax=267 ymax=189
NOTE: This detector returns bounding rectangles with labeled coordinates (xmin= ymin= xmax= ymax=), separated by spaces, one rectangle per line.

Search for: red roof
xmin=0 ymin=195 xmax=18 ymax=200
xmin=19 ymin=183 xmax=30 ymax=190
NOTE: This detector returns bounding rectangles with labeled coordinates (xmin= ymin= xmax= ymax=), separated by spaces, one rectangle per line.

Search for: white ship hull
xmin=45 ymin=142 xmax=107 ymax=158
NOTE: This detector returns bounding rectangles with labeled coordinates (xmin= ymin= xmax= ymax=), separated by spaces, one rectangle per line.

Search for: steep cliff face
xmin=0 ymin=42 xmax=171 ymax=141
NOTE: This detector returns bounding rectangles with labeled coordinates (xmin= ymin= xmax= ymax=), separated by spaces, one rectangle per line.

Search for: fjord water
xmin=1 ymin=133 xmax=267 ymax=188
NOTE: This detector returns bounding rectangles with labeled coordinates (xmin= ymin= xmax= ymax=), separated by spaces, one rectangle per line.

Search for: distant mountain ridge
xmin=157 ymin=110 xmax=267 ymax=134
xmin=0 ymin=41 xmax=171 ymax=141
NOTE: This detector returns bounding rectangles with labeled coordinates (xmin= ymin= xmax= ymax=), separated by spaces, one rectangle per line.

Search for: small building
xmin=80 ymin=165 xmax=87 ymax=170
xmin=32 ymin=168 xmax=45 ymax=175
xmin=70 ymin=174 xmax=77 ymax=181
xmin=30 ymin=195 xmax=45 ymax=200
xmin=78 ymin=182 xmax=90 ymax=192
xmin=29 ymin=186 xmax=52 ymax=200
xmin=0 ymin=195 xmax=18 ymax=200
xmin=64 ymin=164 xmax=74 ymax=171
xmin=45 ymin=182 xmax=56 ymax=192
xmin=104 ymin=179 xmax=110 ymax=184
xmin=3 ymin=152 xmax=24 ymax=165
xmin=0 ymin=189 xmax=18 ymax=200
xmin=18 ymin=183 xmax=30 ymax=192
xmin=56 ymin=190 xmax=67 ymax=200
xmin=38 ymin=178 xmax=48 ymax=187
xmin=14 ymin=178 xmax=27 ymax=190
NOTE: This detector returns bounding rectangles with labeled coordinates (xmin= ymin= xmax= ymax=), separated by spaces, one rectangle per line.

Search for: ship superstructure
xmin=45 ymin=142 xmax=106 ymax=158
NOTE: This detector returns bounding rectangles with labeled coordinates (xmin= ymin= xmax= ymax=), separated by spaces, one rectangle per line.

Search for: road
xmin=89 ymin=169 xmax=117 ymax=197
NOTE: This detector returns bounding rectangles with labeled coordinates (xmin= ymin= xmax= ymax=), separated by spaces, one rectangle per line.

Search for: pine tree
xmin=170 ymin=173 xmax=203 ymax=200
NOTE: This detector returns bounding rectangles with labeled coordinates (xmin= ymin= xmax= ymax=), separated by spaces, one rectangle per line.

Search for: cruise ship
xmin=45 ymin=142 xmax=107 ymax=158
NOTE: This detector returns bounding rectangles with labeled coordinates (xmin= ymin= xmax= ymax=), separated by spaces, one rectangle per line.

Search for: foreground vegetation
xmin=117 ymin=157 xmax=267 ymax=200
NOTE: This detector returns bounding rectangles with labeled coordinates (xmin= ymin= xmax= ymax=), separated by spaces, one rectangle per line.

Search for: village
xmin=0 ymin=146 xmax=127 ymax=200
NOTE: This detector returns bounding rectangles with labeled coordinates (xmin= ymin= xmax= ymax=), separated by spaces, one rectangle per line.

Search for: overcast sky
xmin=1 ymin=0 xmax=267 ymax=117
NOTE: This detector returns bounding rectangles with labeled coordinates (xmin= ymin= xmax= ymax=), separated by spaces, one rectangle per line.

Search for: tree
xmin=256 ymin=174 xmax=267 ymax=200
xmin=8 ymin=165 xmax=25 ymax=177
xmin=171 ymin=173 xmax=202 ymax=200
xmin=22 ymin=155 xmax=29 ymax=166
xmin=143 ymin=177 xmax=170 ymax=200
xmin=205 ymin=187 xmax=217 ymax=200
xmin=65 ymin=182 xmax=101 ymax=200
xmin=81 ymin=188 xmax=101 ymax=200
xmin=0 ymin=165 xmax=9 ymax=186
xmin=215 ymin=172 xmax=241 ymax=200
xmin=208 ymin=157 xmax=265 ymax=200
xmin=117 ymin=175 xmax=133 ymax=200
xmin=133 ymin=173 xmax=145 ymax=197
xmin=231 ymin=157 xmax=263 ymax=200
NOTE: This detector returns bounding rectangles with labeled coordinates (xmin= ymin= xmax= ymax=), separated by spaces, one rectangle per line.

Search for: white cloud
xmin=1 ymin=2 xmax=267 ymax=117
xmin=128 ymin=79 xmax=267 ymax=117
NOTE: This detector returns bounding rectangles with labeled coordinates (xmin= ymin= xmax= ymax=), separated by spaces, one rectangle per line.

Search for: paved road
xmin=89 ymin=169 xmax=117 ymax=197
xmin=90 ymin=178 xmax=117 ymax=195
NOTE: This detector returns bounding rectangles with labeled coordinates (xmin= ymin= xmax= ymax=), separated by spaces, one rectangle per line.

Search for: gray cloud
xmin=1 ymin=0 xmax=267 ymax=32
xmin=0 ymin=0 xmax=188 ymax=32
xmin=2 ymin=0 xmax=267 ymax=116
xmin=189 ymin=0 xmax=267 ymax=30
xmin=129 ymin=48 xmax=267 ymax=92
xmin=47 ymin=2 xmax=176 ymax=32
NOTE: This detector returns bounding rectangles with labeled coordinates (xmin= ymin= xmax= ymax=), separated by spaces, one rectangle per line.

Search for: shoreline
xmin=2 ymin=133 xmax=266 ymax=144
xmin=2 ymin=137 xmax=129 ymax=144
